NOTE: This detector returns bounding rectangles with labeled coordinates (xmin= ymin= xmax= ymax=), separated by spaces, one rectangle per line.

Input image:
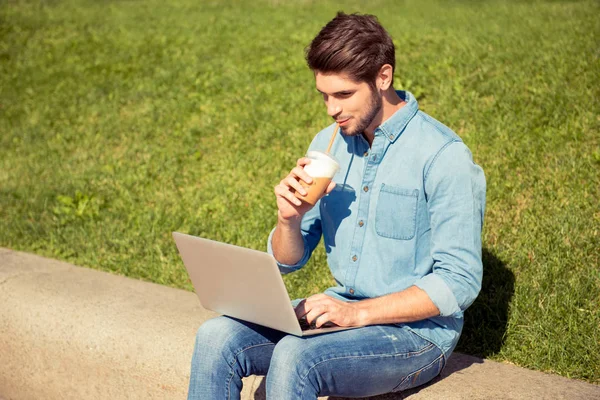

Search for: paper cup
xmin=294 ymin=151 xmax=340 ymax=205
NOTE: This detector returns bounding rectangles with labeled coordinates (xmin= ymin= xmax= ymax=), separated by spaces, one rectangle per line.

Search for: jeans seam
xmin=226 ymin=342 xmax=273 ymax=400
xmin=298 ymin=342 xmax=435 ymax=398
xmin=392 ymin=352 xmax=445 ymax=392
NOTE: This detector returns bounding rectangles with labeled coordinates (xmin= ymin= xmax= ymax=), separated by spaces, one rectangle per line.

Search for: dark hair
xmin=306 ymin=12 xmax=395 ymax=87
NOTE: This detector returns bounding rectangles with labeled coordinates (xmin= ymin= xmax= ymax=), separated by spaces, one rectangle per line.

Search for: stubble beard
xmin=343 ymin=89 xmax=383 ymax=136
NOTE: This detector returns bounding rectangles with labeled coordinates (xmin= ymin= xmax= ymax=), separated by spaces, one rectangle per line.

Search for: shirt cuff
xmin=414 ymin=273 xmax=461 ymax=317
xmin=267 ymin=227 xmax=311 ymax=274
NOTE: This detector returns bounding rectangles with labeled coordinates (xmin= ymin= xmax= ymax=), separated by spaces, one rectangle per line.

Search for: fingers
xmin=294 ymin=295 xmax=324 ymax=320
xmin=274 ymin=181 xmax=302 ymax=206
xmin=304 ymin=309 xmax=325 ymax=327
xmin=294 ymin=295 xmax=319 ymax=322
xmin=286 ymin=174 xmax=307 ymax=196
xmin=306 ymin=309 xmax=337 ymax=328
xmin=314 ymin=313 xmax=336 ymax=328
xmin=294 ymin=299 xmax=307 ymax=319
xmin=324 ymin=181 xmax=337 ymax=194
xmin=296 ymin=157 xmax=311 ymax=167
xmin=273 ymin=157 xmax=318 ymax=209
xmin=300 ymin=294 xmax=333 ymax=325
xmin=291 ymin=165 xmax=313 ymax=186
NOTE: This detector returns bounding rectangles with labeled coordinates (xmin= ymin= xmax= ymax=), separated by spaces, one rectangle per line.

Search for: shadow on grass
xmin=457 ymin=247 xmax=515 ymax=358
xmin=252 ymin=247 xmax=514 ymax=399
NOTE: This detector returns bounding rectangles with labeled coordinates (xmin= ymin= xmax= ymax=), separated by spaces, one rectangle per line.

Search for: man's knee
xmin=193 ymin=316 xmax=278 ymax=376
xmin=193 ymin=316 xmax=240 ymax=357
xmin=271 ymin=335 xmax=307 ymax=366
xmin=268 ymin=335 xmax=322 ymax=396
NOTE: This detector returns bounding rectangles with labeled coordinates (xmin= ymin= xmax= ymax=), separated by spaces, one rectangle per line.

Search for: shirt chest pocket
xmin=375 ymin=184 xmax=419 ymax=240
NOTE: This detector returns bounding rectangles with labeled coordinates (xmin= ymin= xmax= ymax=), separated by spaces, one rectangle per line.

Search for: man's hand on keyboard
xmin=295 ymin=293 xmax=360 ymax=329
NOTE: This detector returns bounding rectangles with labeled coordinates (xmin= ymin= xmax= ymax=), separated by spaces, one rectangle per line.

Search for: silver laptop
xmin=172 ymin=231 xmax=358 ymax=336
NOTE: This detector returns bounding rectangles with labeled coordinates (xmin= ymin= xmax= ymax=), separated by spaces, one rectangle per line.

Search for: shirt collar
xmin=375 ymin=90 xmax=419 ymax=143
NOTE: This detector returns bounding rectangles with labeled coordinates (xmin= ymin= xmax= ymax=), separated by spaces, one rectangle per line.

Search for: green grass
xmin=1 ymin=0 xmax=599 ymax=384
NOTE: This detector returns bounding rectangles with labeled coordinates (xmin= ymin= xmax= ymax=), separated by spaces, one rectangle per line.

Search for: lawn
xmin=1 ymin=0 xmax=599 ymax=383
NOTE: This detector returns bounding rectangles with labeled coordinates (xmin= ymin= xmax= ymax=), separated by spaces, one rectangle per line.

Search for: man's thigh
xmin=269 ymin=324 xmax=445 ymax=398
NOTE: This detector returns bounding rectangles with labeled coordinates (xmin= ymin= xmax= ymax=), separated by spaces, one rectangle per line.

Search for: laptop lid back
xmin=172 ymin=232 xmax=302 ymax=336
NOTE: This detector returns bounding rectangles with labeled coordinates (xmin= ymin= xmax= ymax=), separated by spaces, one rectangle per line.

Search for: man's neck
xmin=363 ymin=88 xmax=406 ymax=147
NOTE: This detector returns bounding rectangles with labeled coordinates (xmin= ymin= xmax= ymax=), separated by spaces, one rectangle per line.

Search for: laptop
xmin=172 ymin=231 xmax=359 ymax=336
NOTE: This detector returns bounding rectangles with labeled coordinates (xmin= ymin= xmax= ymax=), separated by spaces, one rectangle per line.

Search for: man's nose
xmin=326 ymin=100 xmax=341 ymax=117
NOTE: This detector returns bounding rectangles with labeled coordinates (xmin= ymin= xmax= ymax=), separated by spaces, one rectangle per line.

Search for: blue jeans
xmin=187 ymin=316 xmax=446 ymax=399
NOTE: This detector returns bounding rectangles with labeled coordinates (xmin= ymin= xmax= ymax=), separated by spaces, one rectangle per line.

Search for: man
xmin=188 ymin=12 xmax=486 ymax=400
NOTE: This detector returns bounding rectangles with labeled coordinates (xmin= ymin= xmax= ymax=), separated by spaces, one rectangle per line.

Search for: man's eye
xmin=338 ymin=92 xmax=352 ymax=98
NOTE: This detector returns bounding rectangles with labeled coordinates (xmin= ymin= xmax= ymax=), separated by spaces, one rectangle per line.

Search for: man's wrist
xmin=277 ymin=211 xmax=302 ymax=230
xmin=354 ymin=301 xmax=371 ymax=326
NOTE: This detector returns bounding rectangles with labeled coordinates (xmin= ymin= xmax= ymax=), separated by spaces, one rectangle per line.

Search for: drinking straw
xmin=325 ymin=123 xmax=340 ymax=154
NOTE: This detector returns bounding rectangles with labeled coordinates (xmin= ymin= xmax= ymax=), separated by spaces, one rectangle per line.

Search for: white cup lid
xmin=304 ymin=151 xmax=340 ymax=178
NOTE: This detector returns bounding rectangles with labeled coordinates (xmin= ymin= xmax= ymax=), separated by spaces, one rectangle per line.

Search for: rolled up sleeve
xmin=415 ymin=141 xmax=486 ymax=317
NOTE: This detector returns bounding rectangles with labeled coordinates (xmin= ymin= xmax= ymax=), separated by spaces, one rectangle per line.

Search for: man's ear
xmin=377 ymin=64 xmax=394 ymax=91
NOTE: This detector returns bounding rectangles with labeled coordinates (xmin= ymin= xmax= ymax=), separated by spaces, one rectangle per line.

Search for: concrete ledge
xmin=1 ymin=248 xmax=598 ymax=399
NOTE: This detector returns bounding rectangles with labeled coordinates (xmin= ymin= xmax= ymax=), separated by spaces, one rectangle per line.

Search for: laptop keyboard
xmin=298 ymin=318 xmax=339 ymax=331
xmin=298 ymin=318 xmax=317 ymax=331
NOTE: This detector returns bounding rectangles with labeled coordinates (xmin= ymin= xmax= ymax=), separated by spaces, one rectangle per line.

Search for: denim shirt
xmin=267 ymin=91 xmax=486 ymax=358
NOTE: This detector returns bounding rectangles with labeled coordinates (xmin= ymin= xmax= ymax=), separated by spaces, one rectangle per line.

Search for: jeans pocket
xmin=392 ymin=353 xmax=446 ymax=392
xmin=375 ymin=184 xmax=419 ymax=240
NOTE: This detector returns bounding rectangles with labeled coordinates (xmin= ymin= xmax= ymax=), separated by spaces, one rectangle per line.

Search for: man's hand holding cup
xmin=274 ymin=151 xmax=340 ymax=223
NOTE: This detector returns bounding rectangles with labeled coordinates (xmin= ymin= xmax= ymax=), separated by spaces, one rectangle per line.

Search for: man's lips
xmin=336 ymin=118 xmax=351 ymax=126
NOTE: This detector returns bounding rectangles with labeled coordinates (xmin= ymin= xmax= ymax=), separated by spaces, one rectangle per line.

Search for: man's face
xmin=315 ymin=72 xmax=382 ymax=136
